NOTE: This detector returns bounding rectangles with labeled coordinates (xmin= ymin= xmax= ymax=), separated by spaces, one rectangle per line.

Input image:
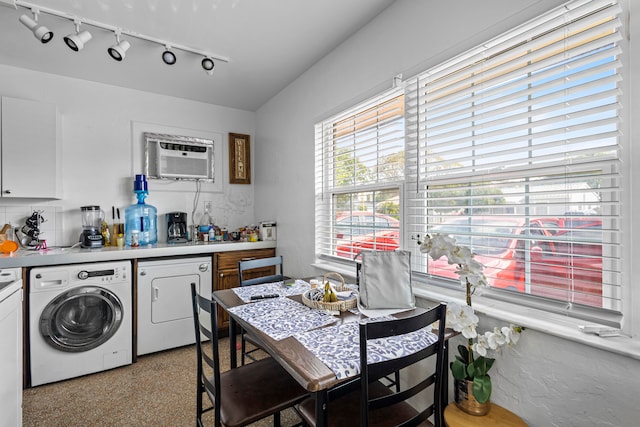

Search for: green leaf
xmin=471 ymin=356 xmax=495 ymax=377
xmin=457 ymin=344 xmax=469 ymax=361
xmin=466 ymin=362 xmax=477 ymax=378
xmin=450 ymin=359 xmax=468 ymax=380
xmin=472 ymin=375 xmax=492 ymax=404
xmin=485 ymin=357 xmax=495 ymax=372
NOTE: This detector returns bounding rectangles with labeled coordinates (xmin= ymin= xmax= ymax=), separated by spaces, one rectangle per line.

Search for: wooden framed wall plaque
xmin=229 ymin=133 xmax=251 ymax=184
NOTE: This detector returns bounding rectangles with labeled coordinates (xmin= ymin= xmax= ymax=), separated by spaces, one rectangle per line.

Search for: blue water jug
xmin=124 ymin=175 xmax=157 ymax=246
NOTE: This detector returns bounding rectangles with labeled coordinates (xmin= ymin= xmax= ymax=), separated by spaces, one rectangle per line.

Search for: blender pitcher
xmin=80 ymin=205 xmax=105 ymax=248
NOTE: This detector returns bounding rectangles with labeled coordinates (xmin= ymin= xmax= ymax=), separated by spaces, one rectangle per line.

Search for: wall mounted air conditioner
xmin=144 ymin=133 xmax=214 ymax=181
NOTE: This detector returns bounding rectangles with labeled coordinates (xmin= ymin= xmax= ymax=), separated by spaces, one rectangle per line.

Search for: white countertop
xmin=0 ymin=240 xmax=277 ymax=269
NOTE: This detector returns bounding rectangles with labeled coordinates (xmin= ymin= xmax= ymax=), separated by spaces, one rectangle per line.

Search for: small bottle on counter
xmin=208 ymin=225 xmax=215 ymax=242
xmin=101 ymin=221 xmax=111 ymax=246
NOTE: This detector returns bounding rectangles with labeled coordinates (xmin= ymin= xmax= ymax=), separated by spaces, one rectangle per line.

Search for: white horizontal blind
xmin=315 ymin=92 xmax=404 ymax=261
xmin=405 ymin=0 xmax=623 ymax=315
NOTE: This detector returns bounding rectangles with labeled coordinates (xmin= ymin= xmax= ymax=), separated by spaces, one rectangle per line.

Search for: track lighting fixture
xmin=63 ymin=20 xmax=92 ymax=52
xmin=18 ymin=9 xmax=53 ymax=43
xmin=108 ymin=31 xmax=130 ymax=61
xmin=162 ymin=46 xmax=177 ymax=65
xmin=11 ymin=0 xmax=228 ymax=74
xmin=201 ymin=57 xmax=215 ymax=75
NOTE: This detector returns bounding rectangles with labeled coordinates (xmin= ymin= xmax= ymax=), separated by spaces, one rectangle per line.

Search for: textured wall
xmin=0 ymin=64 xmax=257 ymax=245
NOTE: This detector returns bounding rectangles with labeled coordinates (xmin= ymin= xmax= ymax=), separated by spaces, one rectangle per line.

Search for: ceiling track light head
xmin=162 ymin=45 xmax=177 ymax=65
xmin=108 ymin=30 xmax=130 ymax=61
xmin=63 ymin=20 xmax=92 ymax=52
xmin=202 ymin=57 xmax=215 ymax=75
xmin=18 ymin=8 xmax=53 ymax=43
xmin=15 ymin=3 xmax=228 ymax=74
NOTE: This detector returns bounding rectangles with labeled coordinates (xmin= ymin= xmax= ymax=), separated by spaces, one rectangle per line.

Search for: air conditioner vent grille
xmin=144 ymin=132 xmax=214 ymax=182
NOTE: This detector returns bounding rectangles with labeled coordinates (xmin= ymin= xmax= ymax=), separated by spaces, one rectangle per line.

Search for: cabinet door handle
xmin=219 ymin=273 xmax=224 ymax=278
xmin=3 ymin=190 xmax=11 ymax=194
xmin=241 ymin=257 xmax=256 ymax=261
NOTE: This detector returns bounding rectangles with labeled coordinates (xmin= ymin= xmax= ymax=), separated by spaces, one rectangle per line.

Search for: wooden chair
xmin=238 ymin=255 xmax=286 ymax=286
xmin=355 ymin=256 xmax=400 ymax=392
xmin=238 ymin=255 xmax=287 ymax=364
xmin=296 ymin=303 xmax=448 ymax=427
xmin=190 ymin=283 xmax=308 ymax=427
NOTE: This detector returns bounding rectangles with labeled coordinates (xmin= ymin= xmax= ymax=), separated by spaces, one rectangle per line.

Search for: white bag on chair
xmin=357 ymin=250 xmax=415 ymax=310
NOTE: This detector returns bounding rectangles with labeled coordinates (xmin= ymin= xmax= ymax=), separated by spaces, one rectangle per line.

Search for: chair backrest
xmin=359 ymin=303 xmax=447 ymax=427
xmin=190 ymin=282 xmax=222 ymax=424
xmin=238 ymin=255 xmax=285 ymax=286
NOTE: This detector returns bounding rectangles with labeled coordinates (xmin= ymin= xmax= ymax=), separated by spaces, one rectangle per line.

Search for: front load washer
xmin=29 ymin=261 xmax=132 ymax=386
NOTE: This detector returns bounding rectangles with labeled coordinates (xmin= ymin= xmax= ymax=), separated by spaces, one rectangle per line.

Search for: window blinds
xmin=404 ymin=0 xmax=622 ymax=313
xmin=315 ymin=92 xmax=404 ymax=261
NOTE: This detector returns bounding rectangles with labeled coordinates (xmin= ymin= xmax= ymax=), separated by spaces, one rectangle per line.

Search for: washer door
xmin=39 ymin=286 xmax=123 ymax=352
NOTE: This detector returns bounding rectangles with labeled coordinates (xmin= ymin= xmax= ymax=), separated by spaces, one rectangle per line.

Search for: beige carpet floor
xmin=23 ymin=338 xmax=303 ymax=427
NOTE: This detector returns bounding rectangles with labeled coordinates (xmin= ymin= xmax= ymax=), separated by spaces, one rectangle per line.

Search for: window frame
xmin=403 ymin=0 xmax=624 ymax=328
xmin=314 ymin=0 xmax=634 ymax=348
xmin=315 ymin=90 xmax=405 ymax=265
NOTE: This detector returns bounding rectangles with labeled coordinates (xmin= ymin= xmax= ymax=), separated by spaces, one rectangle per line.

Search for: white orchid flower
xmin=466 ymin=258 xmax=485 ymax=274
xmin=427 ymin=234 xmax=457 ymax=261
xmin=448 ymin=244 xmax=473 ymax=265
xmin=468 ymin=272 xmax=489 ymax=289
xmin=486 ymin=327 xmax=507 ymax=350
xmin=445 ymin=302 xmax=464 ymax=330
xmin=419 ymin=232 xmax=524 ymax=368
xmin=460 ymin=321 xmax=478 ymax=339
xmin=419 ymin=237 xmax=433 ymax=254
xmin=446 ymin=302 xmax=479 ymax=339
xmin=502 ymin=325 xmax=521 ymax=346
xmin=472 ymin=334 xmax=489 ymax=357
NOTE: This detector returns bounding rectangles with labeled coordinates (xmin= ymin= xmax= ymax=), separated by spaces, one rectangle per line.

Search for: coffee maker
xmin=166 ymin=212 xmax=188 ymax=244
xmin=80 ymin=205 xmax=105 ymax=248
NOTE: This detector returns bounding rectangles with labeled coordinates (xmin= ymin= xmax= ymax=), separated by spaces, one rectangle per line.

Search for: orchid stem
xmin=466 ymin=279 xmax=473 ymax=366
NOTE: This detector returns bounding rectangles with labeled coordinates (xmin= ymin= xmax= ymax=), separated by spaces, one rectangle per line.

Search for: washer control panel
xmin=74 ymin=262 xmax=129 ymax=283
xmin=31 ymin=261 xmax=131 ymax=292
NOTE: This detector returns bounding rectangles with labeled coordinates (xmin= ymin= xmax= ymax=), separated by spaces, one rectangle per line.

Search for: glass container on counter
xmin=125 ymin=175 xmax=157 ymax=246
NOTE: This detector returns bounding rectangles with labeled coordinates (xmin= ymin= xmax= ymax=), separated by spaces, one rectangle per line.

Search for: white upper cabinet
xmin=1 ymin=97 xmax=60 ymax=199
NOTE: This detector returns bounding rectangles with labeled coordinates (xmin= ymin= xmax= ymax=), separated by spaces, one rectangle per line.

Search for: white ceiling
xmin=0 ymin=0 xmax=395 ymax=111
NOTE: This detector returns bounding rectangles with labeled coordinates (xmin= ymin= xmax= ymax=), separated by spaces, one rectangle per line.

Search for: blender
xmin=79 ymin=206 xmax=105 ymax=248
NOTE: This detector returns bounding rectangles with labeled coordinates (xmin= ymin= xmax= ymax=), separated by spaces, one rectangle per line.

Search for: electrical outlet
xmin=204 ymin=200 xmax=212 ymax=212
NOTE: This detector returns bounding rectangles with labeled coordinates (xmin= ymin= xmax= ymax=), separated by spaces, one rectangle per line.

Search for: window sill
xmin=312 ymin=260 xmax=640 ymax=360
xmin=414 ymin=284 xmax=640 ymax=361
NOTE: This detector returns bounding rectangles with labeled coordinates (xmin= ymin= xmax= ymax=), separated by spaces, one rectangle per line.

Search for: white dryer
xmin=137 ymin=256 xmax=212 ymax=355
xmin=29 ymin=261 xmax=132 ymax=387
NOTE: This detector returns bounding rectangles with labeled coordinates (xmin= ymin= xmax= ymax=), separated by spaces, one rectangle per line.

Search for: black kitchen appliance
xmin=79 ymin=206 xmax=105 ymax=248
xmin=166 ymin=212 xmax=188 ymax=244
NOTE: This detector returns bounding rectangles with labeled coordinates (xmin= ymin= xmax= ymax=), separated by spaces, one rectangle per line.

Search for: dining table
xmin=211 ymin=278 xmax=454 ymax=426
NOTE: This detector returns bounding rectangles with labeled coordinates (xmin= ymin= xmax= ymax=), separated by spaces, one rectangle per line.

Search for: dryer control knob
xmin=78 ymin=271 xmax=89 ymax=280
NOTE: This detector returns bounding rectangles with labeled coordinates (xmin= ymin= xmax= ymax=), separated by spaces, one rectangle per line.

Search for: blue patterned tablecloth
xmin=227 ymin=297 xmax=339 ymax=340
xmin=232 ymin=279 xmax=311 ymax=302
xmin=294 ymin=320 xmax=439 ymax=380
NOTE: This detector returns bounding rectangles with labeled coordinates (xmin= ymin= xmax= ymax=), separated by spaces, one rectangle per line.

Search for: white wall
xmin=0 ymin=64 xmax=257 ymax=246
xmin=255 ymin=0 xmax=639 ymax=425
